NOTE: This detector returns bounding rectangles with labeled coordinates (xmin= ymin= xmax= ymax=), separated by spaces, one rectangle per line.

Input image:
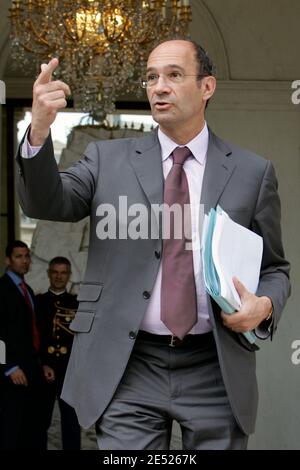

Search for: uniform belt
xmin=137 ymin=330 xmax=214 ymax=348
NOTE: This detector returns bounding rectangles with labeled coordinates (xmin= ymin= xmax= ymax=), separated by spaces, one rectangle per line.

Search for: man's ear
xmin=202 ymin=76 xmax=216 ymax=102
xmin=5 ymin=257 xmax=10 ymax=268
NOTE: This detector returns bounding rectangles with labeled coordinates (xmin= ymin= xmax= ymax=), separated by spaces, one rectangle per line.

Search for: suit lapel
xmin=129 ymin=130 xmax=164 ymax=232
xmin=201 ymin=130 xmax=236 ymax=213
xmin=4 ymin=273 xmax=36 ymax=306
xmin=129 ymin=128 xmax=236 ymax=228
xmin=4 ymin=273 xmax=25 ymax=302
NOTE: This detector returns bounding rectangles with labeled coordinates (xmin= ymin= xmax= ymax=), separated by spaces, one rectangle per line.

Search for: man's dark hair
xmin=49 ymin=256 xmax=71 ymax=270
xmin=5 ymin=240 xmax=29 ymax=258
xmin=188 ymin=40 xmax=215 ymax=109
xmin=189 ymin=40 xmax=215 ymax=78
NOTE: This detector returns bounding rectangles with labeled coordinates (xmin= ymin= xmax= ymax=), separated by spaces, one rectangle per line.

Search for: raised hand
xmin=30 ymin=58 xmax=71 ymax=146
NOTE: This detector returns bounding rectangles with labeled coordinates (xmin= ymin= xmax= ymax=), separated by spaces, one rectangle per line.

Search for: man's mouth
xmin=153 ymin=101 xmax=172 ymax=110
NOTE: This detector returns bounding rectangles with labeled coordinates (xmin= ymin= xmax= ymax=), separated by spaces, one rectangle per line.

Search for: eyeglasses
xmin=140 ymin=71 xmax=208 ymax=89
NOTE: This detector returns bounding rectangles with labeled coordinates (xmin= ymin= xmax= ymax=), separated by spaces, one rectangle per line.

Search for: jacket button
xmin=155 ymin=251 xmax=161 ymax=259
xmin=143 ymin=291 xmax=151 ymax=299
xmin=129 ymin=331 xmax=136 ymax=340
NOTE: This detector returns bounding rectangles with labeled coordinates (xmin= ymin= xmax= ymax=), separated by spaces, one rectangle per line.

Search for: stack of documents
xmin=202 ymin=206 xmax=263 ymax=344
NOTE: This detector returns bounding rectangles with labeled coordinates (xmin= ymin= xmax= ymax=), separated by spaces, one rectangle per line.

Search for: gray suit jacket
xmin=17 ymin=128 xmax=290 ymax=435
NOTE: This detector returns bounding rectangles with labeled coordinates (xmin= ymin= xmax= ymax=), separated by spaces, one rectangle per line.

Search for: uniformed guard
xmin=36 ymin=256 xmax=81 ymax=450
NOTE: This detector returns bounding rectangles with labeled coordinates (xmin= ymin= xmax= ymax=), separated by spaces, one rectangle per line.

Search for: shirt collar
xmin=158 ymin=122 xmax=209 ymax=165
xmin=6 ymin=270 xmax=24 ymax=286
xmin=48 ymin=289 xmax=67 ymax=296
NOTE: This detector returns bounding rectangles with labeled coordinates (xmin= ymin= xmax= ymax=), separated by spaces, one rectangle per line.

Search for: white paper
xmin=212 ymin=210 xmax=263 ymax=310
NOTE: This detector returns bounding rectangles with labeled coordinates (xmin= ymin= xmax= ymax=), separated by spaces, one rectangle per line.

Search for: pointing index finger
xmin=36 ymin=58 xmax=59 ymax=85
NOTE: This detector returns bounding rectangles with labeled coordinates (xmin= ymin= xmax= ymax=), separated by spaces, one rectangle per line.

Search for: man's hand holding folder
xmin=220 ymin=276 xmax=273 ymax=335
xmin=202 ymin=207 xmax=273 ymax=344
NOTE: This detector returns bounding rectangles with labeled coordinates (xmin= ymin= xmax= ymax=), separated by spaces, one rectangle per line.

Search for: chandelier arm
xmin=62 ymin=16 xmax=83 ymax=43
xmin=103 ymin=29 xmax=126 ymax=43
xmin=11 ymin=17 xmax=51 ymax=53
xmin=26 ymin=19 xmax=52 ymax=48
xmin=102 ymin=17 xmax=128 ymax=42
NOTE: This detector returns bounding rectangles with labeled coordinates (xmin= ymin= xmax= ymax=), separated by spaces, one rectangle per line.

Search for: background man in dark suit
xmin=36 ymin=256 xmax=80 ymax=450
xmin=17 ymin=39 xmax=290 ymax=449
xmin=0 ymin=240 xmax=44 ymax=449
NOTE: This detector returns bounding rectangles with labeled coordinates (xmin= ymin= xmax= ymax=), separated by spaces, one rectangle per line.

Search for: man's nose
xmin=153 ymin=75 xmax=171 ymax=93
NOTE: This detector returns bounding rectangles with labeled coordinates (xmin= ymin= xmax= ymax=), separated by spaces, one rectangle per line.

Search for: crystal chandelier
xmin=9 ymin=0 xmax=192 ymax=121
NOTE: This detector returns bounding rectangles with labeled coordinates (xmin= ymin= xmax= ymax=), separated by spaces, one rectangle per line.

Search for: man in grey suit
xmin=17 ymin=39 xmax=290 ymax=450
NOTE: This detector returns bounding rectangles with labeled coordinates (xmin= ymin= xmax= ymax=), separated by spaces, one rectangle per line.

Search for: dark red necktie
xmin=20 ymin=280 xmax=40 ymax=352
xmin=161 ymin=146 xmax=197 ymax=339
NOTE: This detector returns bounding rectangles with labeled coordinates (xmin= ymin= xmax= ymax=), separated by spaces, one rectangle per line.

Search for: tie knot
xmin=172 ymin=146 xmax=191 ymax=166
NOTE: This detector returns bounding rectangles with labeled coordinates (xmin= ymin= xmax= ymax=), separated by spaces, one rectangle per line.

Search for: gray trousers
xmin=96 ymin=331 xmax=248 ymax=450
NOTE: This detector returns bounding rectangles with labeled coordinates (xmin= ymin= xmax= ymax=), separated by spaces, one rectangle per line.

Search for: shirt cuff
xmin=5 ymin=365 xmax=19 ymax=376
xmin=254 ymin=296 xmax=274 ymax=340
xmin=21 ymin=129 xmax=42 ymax=159
xmin=254 ymin=316 xmax=274 ymax=340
